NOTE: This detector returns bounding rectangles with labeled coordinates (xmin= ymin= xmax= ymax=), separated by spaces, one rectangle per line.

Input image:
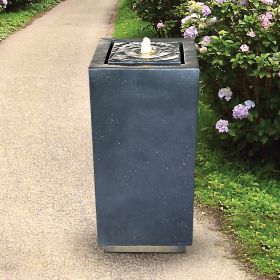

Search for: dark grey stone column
xmin=89 ymin=38 xmax=199 ymax=252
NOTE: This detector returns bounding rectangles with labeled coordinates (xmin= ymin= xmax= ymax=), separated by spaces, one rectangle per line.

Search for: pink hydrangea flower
xmin=260 ymin=12 xmax=273 ymax=29
xmin=261 ymin=0 xmax=273 ymax=4
xmin=261 ymin=19 xmax=271 ymax=29
xmin=216 ymin=119 xmax=229 ymax=133
xmin=240 ymin=44 xmax=249 ymax=52
xmin=1 ymin=0 xmax=7 ymax=8
xmin=157 ymin=22 xmax=165 ymax=29
xmin=265 ymin=12 xmax=273 ymax=20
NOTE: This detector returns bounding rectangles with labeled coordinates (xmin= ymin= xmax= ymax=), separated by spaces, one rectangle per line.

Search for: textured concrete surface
xmin=0 ymin=0 xmax=257 ymax=279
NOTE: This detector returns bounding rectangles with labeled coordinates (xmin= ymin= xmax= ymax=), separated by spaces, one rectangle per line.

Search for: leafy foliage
xmin=127 ymin=0 xmax=183 ymax=36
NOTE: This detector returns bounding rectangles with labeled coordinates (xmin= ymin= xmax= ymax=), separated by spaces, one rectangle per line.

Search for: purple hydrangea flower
xmin=216 ymin=119 xmax=229 ymax=133
xmin=157 ymin=22 xmax=165 ymax=29
xmin=184 ymin=26 xmax=198 ymax=39
xmin=218 ymin=87 xmax=233 ymax=101
xmin=202 ymin=5 xmax=211 ymax=16
xmin=215 ymin=0 xmax=225 ymax=3
xmin=202 ymin=36 xmax=212 ymax=45
xmin=238 ymin=0 xmax=248 ymax=5
xmin=232 ymin=104 xmax=249 ymax=119
xmin=240 ymin=44 xmax=249 ymax=52
xmin=244 ymin=100 xmax=255 ymax=109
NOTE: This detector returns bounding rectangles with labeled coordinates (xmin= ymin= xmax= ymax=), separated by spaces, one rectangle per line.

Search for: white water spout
xmin=141 ymin=37 xmax=152 ymax=54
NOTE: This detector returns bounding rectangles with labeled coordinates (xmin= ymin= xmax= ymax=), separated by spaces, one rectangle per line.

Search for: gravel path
xmin=0 ymin=0 xmax=257 ymax=279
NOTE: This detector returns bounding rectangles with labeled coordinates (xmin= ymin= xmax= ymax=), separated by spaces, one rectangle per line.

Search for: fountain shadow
xmin=73 ymin=221 xmax=213 ymax=278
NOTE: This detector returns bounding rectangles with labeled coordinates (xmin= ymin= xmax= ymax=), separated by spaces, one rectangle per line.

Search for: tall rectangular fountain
xmin=89 ymin=38 xmax=199 ymax=253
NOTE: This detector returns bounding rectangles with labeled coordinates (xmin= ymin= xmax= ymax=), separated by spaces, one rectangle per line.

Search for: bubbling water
xmin=141 ymin=37 xmax=152 ymax=54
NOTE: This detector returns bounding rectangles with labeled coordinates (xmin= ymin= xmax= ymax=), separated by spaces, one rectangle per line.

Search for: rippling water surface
xmin=108 ymin=42 xmax=181 ymax=65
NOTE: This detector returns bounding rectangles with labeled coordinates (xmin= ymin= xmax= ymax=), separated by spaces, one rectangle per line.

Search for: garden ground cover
xmin=114 ymin=0 xmax=154 ymax=38
xmin=114 ymin=0 xmax=280 ymax=278
xmin=0 ymin=0 xmax=62 ymax=41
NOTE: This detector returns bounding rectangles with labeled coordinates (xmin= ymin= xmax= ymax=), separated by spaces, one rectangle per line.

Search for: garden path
xmin=0 ymin=0 xmax=257 ymax=279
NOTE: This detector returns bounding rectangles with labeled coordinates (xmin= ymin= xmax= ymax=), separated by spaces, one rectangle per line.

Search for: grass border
xmin=113 ymin=0 xmax=155 ymax=38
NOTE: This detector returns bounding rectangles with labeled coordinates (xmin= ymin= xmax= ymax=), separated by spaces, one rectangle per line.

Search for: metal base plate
xmin=104 ymin=246 xmax=186 ymax=253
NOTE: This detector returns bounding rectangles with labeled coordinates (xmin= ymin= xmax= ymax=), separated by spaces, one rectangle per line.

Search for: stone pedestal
xmin=89 ymin=38 xmax=199 ymax=252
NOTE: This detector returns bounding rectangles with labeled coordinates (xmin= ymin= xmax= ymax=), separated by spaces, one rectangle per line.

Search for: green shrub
xmin=2 ymin=0 xmax=40 ymax=11
xmin=177 ymin=0 xmax=280 ymax=156
xmin=128 ymin=0 xmax=183 ymax=36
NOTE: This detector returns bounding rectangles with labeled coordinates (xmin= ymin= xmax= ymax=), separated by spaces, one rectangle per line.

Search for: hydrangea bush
xmin=178 ymin=0 xmax=280 ymax=155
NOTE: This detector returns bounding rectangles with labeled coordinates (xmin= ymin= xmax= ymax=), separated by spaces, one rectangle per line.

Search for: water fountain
xmin=89 ymin=37 xmax=199 ymax=253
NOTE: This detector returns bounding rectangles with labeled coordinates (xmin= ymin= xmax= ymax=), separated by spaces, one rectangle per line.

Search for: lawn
xmin=114 ymin=0 xmax=280 ymax=278
xmin=0 ymin=0 xmax=62 ymax=41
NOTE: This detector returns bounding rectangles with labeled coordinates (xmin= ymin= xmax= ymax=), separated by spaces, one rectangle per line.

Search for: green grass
xmin=0 ymin=0 xmax=62 ymax=41
xmin=114 ymin=2 xmax=280 ymax=278
xmin=114 ymin=0 xmax=155 ymax=38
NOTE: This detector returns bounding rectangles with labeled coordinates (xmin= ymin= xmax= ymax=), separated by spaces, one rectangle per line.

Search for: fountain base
xmin=104 ymin=246 xmax=186 ymax=253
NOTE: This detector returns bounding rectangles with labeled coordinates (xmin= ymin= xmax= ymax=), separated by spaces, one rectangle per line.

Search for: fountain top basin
xmin=108 ymin=41 xmax=181 ymax=66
